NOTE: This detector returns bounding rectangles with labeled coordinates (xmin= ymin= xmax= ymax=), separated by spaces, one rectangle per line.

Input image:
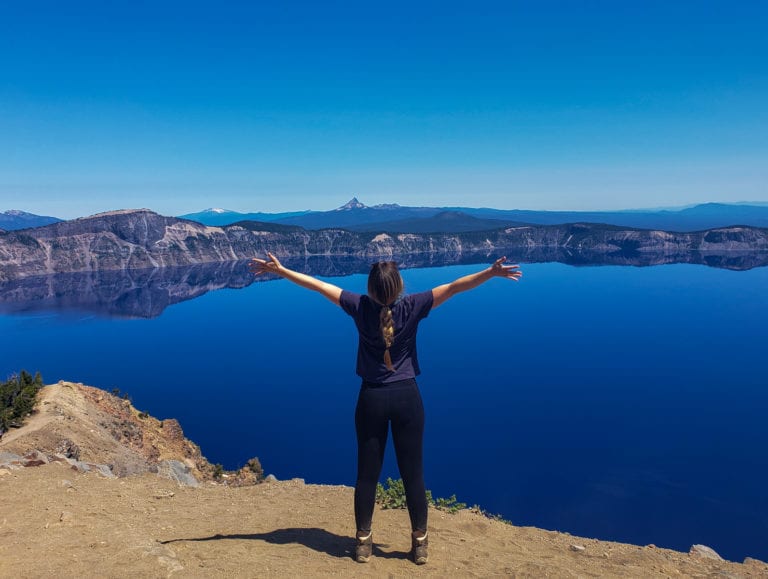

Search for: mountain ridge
xmin=182 ymin=199 xmax=768 ymax=231
xmin=1 ymin=209 xmax=767 ymax=282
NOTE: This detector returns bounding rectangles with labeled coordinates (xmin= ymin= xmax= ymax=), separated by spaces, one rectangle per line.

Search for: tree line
xmin=0 ymin=370 xmax=43 ymax=435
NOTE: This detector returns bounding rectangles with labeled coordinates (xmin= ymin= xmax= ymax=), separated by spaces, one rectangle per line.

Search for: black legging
xmin=354 ymin=378 xmax=428 ymax=533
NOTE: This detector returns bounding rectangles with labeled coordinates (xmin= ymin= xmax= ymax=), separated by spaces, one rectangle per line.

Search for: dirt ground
xmin=1 ymin=464 xmax=766 ymax=578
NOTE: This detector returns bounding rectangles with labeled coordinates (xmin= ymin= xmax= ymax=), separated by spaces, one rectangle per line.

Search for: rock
xmin=743 ymin=557 xmax=768 ymax=567
xmin=570 ymin=544 xmax=586 ymax=552
xmin=0 ymin=451 xmax=23 ymax=467
xmin=89 ymin=463 xmax=117 ymax=478
xmin=22 ymin=450 xmax=49 ymax=467
xmin=157 ymin=460 xmax=200 ymax=487
xmin=161 ymin=419 xmax=184 ymax=440
xmin=59 ymin=511 xmax=74 ymax=523
xmin=264 ymin=474 xmax=278 ymax=483
xmin=65 ymin=458 xmax=116 ymax=478
xmin=54 ymin=438 xmax=81 ymax=460
xmin=689 ymin=544 xmax=723 ymax=560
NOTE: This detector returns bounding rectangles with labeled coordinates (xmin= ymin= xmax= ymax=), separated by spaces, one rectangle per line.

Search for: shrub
xmin=376 ymin=477 xmax=408 ymax=509
xmin=433 ymin=493 xmax=467 ymax=513
xmin=246 ymin=457 xmax=264 ymax=480
xmin=375 ymin=477 xmax=467 ymax=514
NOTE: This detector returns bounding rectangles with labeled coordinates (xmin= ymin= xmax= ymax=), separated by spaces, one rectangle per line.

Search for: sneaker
xmin=355 ymin=530 xmax=373 ymax=563
xmin=411 ymin=530 xmax=428 ymax=565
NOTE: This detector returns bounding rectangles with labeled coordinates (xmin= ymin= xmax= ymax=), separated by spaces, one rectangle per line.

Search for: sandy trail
xmin=2 ymin=464 xmax=765 ymax=578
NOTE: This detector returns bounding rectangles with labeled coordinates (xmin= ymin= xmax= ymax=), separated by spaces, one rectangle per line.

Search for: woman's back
xmin=340 ymin=290 xmax=433 ymax=384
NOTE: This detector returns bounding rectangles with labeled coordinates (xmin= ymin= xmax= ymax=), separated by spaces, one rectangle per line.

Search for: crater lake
xmin=2 ymin=257 xmax=766 ymax=562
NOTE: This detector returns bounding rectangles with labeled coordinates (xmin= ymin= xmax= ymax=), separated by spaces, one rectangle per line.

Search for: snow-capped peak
xmin=335 ymin=197 xmax=367 ymax=211
xmin=204 ymin=208 xmax=230 ymax=214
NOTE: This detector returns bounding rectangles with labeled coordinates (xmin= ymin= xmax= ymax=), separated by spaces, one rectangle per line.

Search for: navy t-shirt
xmin=340 ymin=290 xmax=434 ymax=383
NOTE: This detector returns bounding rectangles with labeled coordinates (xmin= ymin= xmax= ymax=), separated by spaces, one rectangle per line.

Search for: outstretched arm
xmin=431 ymin=257 xmax=522 ymax=309
xmin=249 ymin=252 xmax=343 ymax=306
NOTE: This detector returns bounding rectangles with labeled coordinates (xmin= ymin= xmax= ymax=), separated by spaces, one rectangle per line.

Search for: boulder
xmin=689 ymin=544 xmax=723 ymax=560
xmin=157 ymin=459 xmax=200 ymax=487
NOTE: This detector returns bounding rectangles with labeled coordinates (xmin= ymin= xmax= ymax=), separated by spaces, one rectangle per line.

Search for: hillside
xmin=2 ymin=209 xmax=768 ymax=282
xmin=1 ymin=383 xmax=767 ymax=577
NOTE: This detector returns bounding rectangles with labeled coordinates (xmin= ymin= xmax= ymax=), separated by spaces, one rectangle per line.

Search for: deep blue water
xmin=2 ymin=261 xmax=767 ymax=562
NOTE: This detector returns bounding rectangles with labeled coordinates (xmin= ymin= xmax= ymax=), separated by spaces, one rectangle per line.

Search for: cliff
xmin=0 ymin=381 xmax=261 ymax=486
xmin=1 ymin=382 xmax=766 ymax=577
xmin=1 ymin=209 xmax=767 ymax=281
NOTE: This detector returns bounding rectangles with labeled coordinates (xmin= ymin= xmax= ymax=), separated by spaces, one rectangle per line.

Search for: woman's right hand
xmin=249 ymin=252 xmax=284 ymax=276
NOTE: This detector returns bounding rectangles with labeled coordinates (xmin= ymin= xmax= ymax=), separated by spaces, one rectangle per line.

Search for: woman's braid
xmin=380 ymin=306 xmax=395 ymax=371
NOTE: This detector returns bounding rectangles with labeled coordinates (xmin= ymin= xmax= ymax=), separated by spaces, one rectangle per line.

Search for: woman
xmin=249 ymin=253 xmax=522 ymax=564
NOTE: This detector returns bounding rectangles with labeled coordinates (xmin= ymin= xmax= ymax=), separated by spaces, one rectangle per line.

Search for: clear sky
xmin=1 ymin=0 xmax=766 ymax=219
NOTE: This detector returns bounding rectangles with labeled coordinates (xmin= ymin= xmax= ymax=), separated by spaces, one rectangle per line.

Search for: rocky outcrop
xmin=0 ymin=381 xmax=262 ymax=487
xmin=1 ymin=209 xmax=767 ymax=281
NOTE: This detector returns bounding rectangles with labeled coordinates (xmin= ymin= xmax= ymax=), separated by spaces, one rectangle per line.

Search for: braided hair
xmin=368 ymin=261 xmax=404 ymax=371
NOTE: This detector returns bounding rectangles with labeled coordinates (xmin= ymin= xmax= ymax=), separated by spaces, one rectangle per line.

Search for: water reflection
xmin=0 ymin=262 xmax=253 ymax=319
xmin=1 ymin=249 xmax=766 ymax=318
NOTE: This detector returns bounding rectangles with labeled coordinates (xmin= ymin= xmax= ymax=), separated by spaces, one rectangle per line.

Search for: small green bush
xmin=433 ymin=493 xmax=467 ymax=514
xmin=376 ymin=477 xmax=408 ymax=509
xmin=375 ymin=477 xmax=467 ymax=514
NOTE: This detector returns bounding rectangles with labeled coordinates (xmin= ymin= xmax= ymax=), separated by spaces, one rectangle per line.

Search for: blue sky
xmin=1 ymin=0 xmax=766 ymax=218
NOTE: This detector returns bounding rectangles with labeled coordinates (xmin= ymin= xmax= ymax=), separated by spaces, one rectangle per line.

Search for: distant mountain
xmin=275 ymin=198 xmax=440 ymax=229
xmin=0 ymin=210 xmax=61 ymax=230
xmin=335 ymin=197 xmax=367 ymax=210
xmin=456 ymin=203 xmax=768 ymax=231
xmin=179 ymin=208 xmax=312 ymax=226
xmin=266 ymin=199 xmax=768 ymax=232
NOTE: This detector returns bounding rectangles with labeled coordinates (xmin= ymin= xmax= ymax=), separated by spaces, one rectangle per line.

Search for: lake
xmin=2 ymin=257 xmax=767 ymax=562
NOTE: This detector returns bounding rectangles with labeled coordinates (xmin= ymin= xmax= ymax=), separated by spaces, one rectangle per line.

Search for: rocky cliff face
xmin=0 ymin=381 xmax=262 ymax=486
xmin=1 ymin=209 xmax=767 ymax=281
